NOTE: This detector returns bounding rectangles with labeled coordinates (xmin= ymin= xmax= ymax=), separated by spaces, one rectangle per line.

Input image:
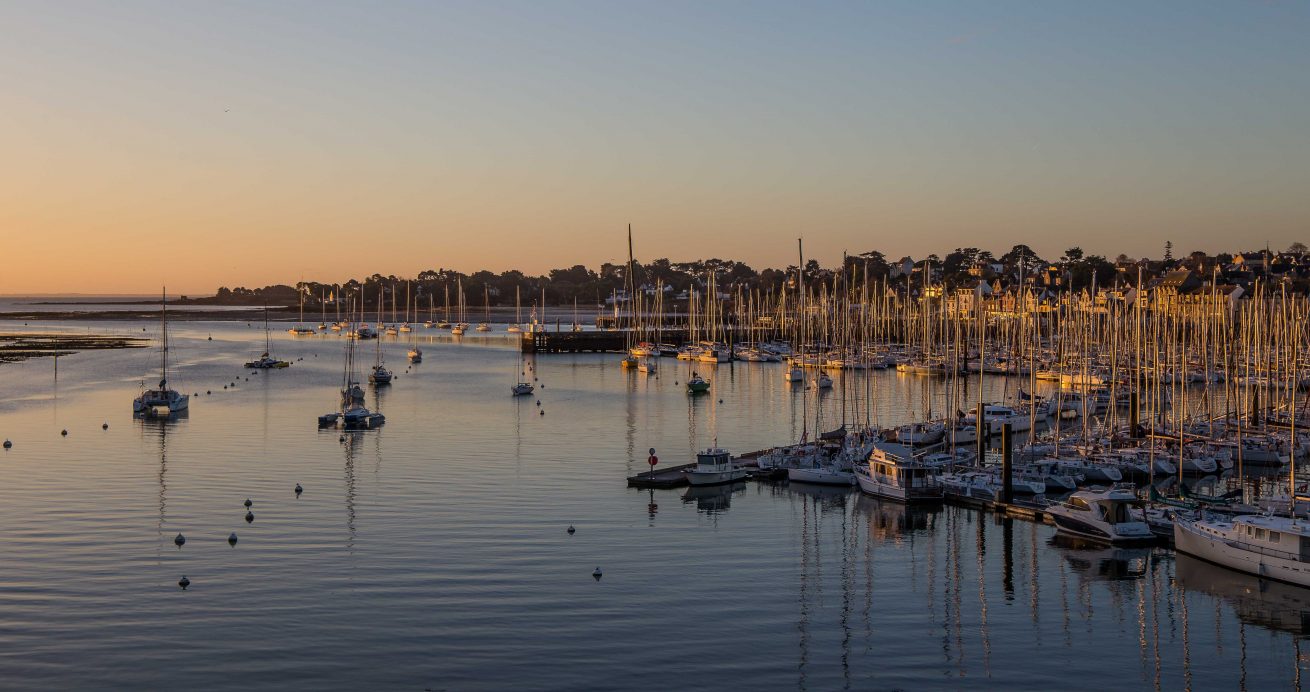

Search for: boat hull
xmin=1174 ymin=518 xmax=1310 ymax=587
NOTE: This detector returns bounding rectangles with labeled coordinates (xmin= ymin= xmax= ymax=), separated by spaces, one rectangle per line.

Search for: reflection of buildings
xmin=1177 ymin=554 xmax=1310 ymax=635
xmin=682 ymin=482 xmax=745 ymax=513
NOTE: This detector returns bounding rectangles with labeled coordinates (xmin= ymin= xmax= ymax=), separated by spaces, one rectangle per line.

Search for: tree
xmin=1061 ymin=247 xmax=1084 ymax=265
xmin=1163 ymin=241 xmax=1174 ymax=262
xmin=1000 ymin=244 xmax=1043 ymax=272
xmin=1288 ymin=242 xmax=1308 ymax=254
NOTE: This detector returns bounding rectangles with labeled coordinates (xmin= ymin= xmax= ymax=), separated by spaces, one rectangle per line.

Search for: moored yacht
xmin=1174 ymin=513 xmax=1310 ymax=587
xmin=1046 ymin=486 xmax=1154 ymax=544
xmin=855 ymin=446 xmax=943 ymax=502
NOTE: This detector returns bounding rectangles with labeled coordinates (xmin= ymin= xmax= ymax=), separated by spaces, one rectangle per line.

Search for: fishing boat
xmin=1045 ymin=486 xmax=1155 ymax=544
xmin=133 ymin=290 xmax=190 ymax=416
xmin=685 ymin=448 xmax=747 ymax=486
xmin=854 ymin=445 xmax=943 ymax=502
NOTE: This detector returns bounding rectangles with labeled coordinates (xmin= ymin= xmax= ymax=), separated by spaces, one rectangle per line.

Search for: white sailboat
xmin=133 ymin=289 xmax=190 ymax=416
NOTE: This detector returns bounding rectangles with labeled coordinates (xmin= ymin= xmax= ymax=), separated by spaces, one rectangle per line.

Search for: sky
xmin=1 ymin=1 xmax=1308 ymax=294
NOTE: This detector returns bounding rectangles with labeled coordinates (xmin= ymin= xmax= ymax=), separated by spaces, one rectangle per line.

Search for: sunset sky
xmin=2 ymin=1 xmax=1308 ymax=294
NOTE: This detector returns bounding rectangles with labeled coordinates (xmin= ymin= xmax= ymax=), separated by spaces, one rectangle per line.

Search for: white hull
xmin=788 ymin=466 xmax=855 ymax=486
xmin=1175 ymin=518 xmax=1310 ymax=587
xmin=686 ymin=468 xmax=748 ymax=486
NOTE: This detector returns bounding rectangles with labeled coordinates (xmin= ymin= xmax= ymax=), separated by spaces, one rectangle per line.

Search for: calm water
xmin=1 ymin=320 xmax=1308 ymax=690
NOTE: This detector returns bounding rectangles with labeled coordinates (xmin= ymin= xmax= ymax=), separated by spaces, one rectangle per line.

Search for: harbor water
xmin=1 ymin=319 xmax=1307 ymax=690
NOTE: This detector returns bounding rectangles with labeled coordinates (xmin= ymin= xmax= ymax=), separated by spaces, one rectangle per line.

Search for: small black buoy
xmin=102 ymin=422 xmax=109 ymax=430
xmin=174 ymin=533 xmax=185 ymax=547
xmin=539 ymin=409 xmax=545 ymax=416
xmin=718 ymin=399 xmax=723 ymax=403
xmin=295 ymin=483 xmax=303 ymax=496
xmin=178 ymin=575 xmax=190 ymax=590
xmin=228 ymin=532 xmax=238 ymax=545
xmin=244 ymin=498 xmax=252 ymax=508
xmin=674 ymin=380 xmax=678 ymax=385
xmin=2 ymin=440 xmax=11 ymax=449
xmin=567 ymin=525 xmax=575 ymax=535
xmin=61 ymin=429 xmax=68 ymax=437
xmin=535 ymin=400 xmax=541 ymax=407
xmin=245 ymin=511 xmax=254 ymax=523
xmin=338 ymin=435 xmax=346 ymax=443
xmin=592 ymin=567 xmax=602 ymax=581
xmin=223 ymin=385 xmax=227 ymax=389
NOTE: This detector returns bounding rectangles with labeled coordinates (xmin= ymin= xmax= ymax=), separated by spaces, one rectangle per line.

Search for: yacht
xmin=1046 ymin=486 xmax=1154 ymax=544
xmin=685 ymin=448 xmax=747 ymax=486
xmin=963 ymin=404 xmax=1034 ymax=435
xmin=1175 ymin=513 xmax=1310 ymax=587
xmin=854 ymin=446 xmax=943 ymax=502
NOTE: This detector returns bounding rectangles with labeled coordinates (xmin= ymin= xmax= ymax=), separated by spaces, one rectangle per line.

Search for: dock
xmin=627 ymin=463 xmax=695 ymax=488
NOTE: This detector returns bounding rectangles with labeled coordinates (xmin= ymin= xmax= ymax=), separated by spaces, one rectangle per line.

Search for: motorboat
xmin=407 ymin=347 xmax=423 ymax=363
xmin=1046 ymin=486 xmax=1154 ymax=544
xmin=685 ymin=448 xmax=747 ymax=486
xmin=854 ymin=446 xmax=943 ymax=502
xmin=813 ymin=372 xmax=833 ymax=389
xmin=1174 ymin=513 xmax=1310 ymax=587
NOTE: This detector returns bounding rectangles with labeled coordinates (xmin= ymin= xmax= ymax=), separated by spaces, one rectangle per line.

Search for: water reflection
xmin=1177 ymin=553 xmax=1310 ymax=636
xmin=681 ymin=481 xmax=745 ymax=514
xmin=1049 ymin=535 xmax=1152 ymax=581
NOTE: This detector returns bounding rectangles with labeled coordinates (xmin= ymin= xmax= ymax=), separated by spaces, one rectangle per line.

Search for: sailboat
xmin=511 ymin=352 xmax=534 ymax=396
xmin=507 ymin=286 xmax=524 ymax=333
xmin=476 ymin=285 xmax=492 ymax=331
xmin=399 ymin=282 xmax=413 ymax=332
xmin=133 ymin=289 xmax=190 ymax=416
xmin=319 ymin=323 xmax=385 ymax=429
xmin=451 ymin=279 xmax=468 ymax=335
xmin=407 ymin=297 xmax=423 ymax=363
xmin=369 ymin=322 xmax=393 ymax=384
xmin=245 ymin=305 xmax=291 ymax=369
xmin=438 ymin=283 xmax=453 ymax=329
xmin=289 ymin=283 xmax=316 ymax=335
xmin=318 ymin=289 xmax=329 ymax=330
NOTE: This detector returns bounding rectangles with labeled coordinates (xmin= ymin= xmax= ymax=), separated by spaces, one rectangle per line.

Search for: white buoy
xmin=174 ymin=533 xmax=185 ymax=547
xmin=567 ymin=525 xmax=575 ymax=535
xmin=178 ymin=575 xmax=191 ymax=589
xmin=592 ymin=567 xmax=602 ymax=581
xmin=228 ymin=532 xmax=238 ymax=545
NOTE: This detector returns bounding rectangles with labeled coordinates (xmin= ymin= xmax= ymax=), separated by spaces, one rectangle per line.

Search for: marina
xmin=6 ymin=305 xmax=1310 ymax=688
